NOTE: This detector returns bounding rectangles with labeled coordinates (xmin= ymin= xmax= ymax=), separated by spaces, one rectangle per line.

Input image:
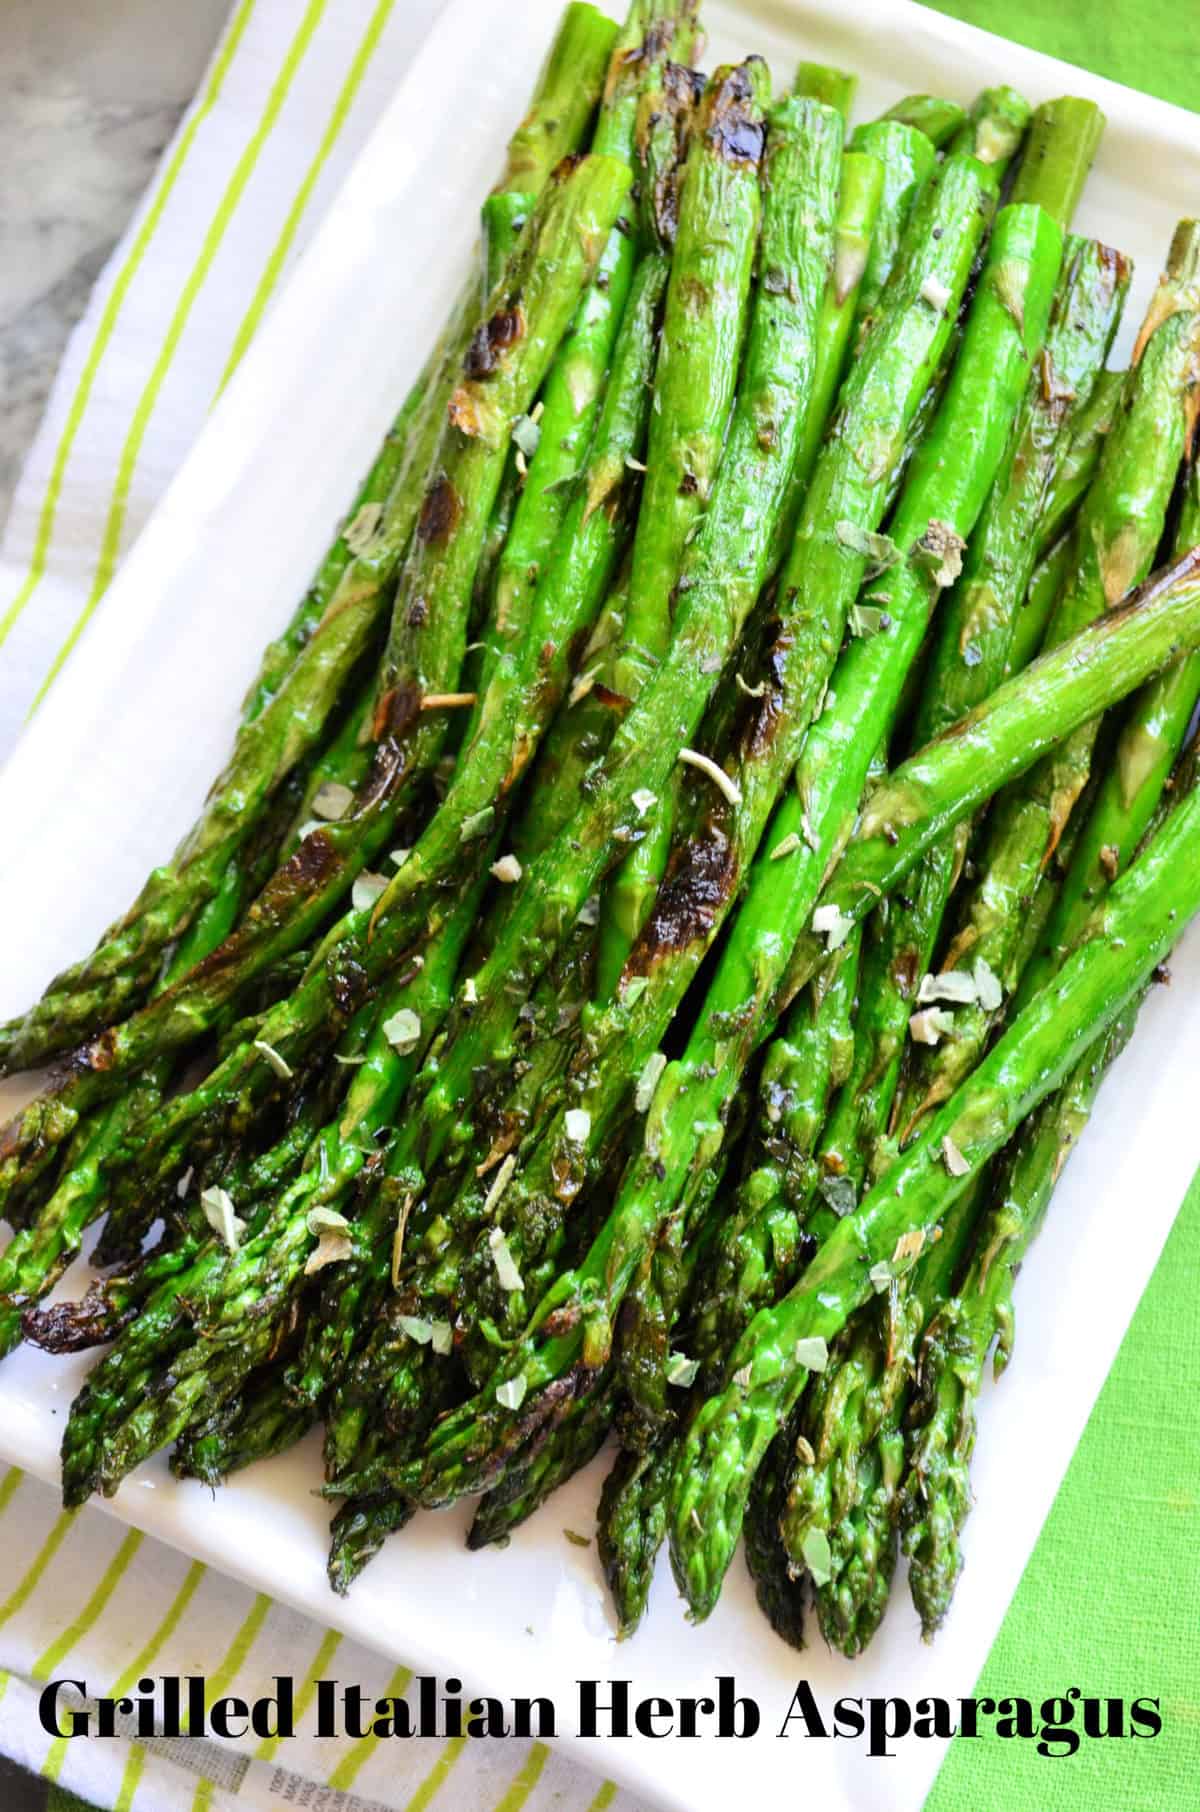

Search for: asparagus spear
xmin=617 ymin=1093 xmax=748 ymax=1447
xmin=0 ymin=153 xmax=632 ymax=1224
xmin=0 ymin=7 xmax=618 ymax=1073
xmin=370 ymin=0 xmax=624 ymax=600
xmin=618 ymin=61 xmax=770 ymax=686
xmin=1001 ymin=371 xmax=1126 ymax=679
xmin=384 ymin=540 xmax=1200 ymax=1515
xmin=1019 ymin=457 xmax=1200 ymax=997
xmin=487 ymin=48 xmax=697 ymax=886
xmin=737 ymin=1179 xmax=880 ymax=1650
xmin=591 ymin=1101 xmax=754 ymax=1633
xmin=794 ymin=62 xmax=857 ymax=122
xmin=498 ymin=3 xmax=622 ymax=189
xmin=597 ymin=1437 xmax=676 ymax=1637
xmin=882 ymin=95 xmax=968 ymax=148
xmin=468 ymin=1375 xmax=616 ymax=1550
xmin=472 ymin=1 xmax=701 ymax=721
xmin=635 ymin=57 xmax=704 ymax=253
xmin=481 ymin=190 xmax=536 ymax=294
xmin=898 ymin=221 xmax=1200 ymax=1137
xmin=744 ymin=924 xmax=863 ymax=1205
xmin=759 ymin=145 xmax=885 ymax=601
xmin=945 ymin=85 xmax=1031 ymax=168
xmin=668 ymin=758 xmax=1200 ymax=1619
xmin=741 ymin=1405 xmax=808 ymax=1649
xmin=1010 ymin=97 xmax=1103 ymax=225
xmin=845 ymin=120 xmax=937 ymax=328
xmin=328 ymin=1494 xmax=416 ymax=1597
xmin=596 ymin=60 xmax=773 ymax=992
xmin=466 ymin=189 xmax=538 ymax=624
xmin=171 ymin=1357 xmax=314 ymax=1486
xmin=899 ymin=996 xmax=1141 ymax=1635
xmin=1008 ymin=531 xmax=1071 ymax=675
xmin=814 ymin=236 xmax=1129 ymax=1195
xmin=1034 ymin=365 xmax=1125 ymax=552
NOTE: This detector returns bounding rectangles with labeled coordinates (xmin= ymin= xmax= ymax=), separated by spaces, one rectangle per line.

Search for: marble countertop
xmin=0 ymin=0 xmax=231 ymax=526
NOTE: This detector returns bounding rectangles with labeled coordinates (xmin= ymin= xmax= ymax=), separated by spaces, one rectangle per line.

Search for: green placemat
xmin=926 ymin=1168 xmax=1200 ymax=1808
xmin=922 ymin=0 xmax=1188 ymax=110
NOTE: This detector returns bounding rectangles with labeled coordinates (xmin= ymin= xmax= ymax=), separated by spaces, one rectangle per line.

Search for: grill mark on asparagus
xmin=704 ymin=59 xmax=768 ymax=166
xmin=629 ymin=821 xmax=738 ymax=964
xmin=415 ymin=474 xmax=462 ymax=546
xmin=635 ymin=62 xmax=702 ymax=249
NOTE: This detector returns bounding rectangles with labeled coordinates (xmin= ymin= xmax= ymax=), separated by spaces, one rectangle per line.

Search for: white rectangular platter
xmin=2 ymin=4 xmax=1199 ymax=1810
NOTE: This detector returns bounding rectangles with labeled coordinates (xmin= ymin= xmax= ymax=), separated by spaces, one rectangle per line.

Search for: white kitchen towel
xmin=0 ymin=0 xmax=440 ymax=754
xmin=0 ymin=0 xmax=645 ymax=1805
xmin=0 ymin=1463 xmax=644 ymax=1812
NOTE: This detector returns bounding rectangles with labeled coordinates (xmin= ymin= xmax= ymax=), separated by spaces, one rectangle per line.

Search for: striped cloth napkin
xmin=0 ymin=1 xmax=647 ymax=1807
xmin=0 ymin=1464 xmax=643 ymax=1812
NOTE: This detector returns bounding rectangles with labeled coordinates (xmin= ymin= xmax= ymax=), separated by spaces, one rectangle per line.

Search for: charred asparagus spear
xmin=171 ymin=1356 xmax=315 ymax=1486
xmin=472 ymin=0 xmax=702 ymax=720
xmin=596 ymin=60 xmax=773 ymax=992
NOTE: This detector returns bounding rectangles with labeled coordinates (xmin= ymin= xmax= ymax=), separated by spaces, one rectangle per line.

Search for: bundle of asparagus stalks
xmin=5 ymin=0 xmax=1200 ymax=1654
